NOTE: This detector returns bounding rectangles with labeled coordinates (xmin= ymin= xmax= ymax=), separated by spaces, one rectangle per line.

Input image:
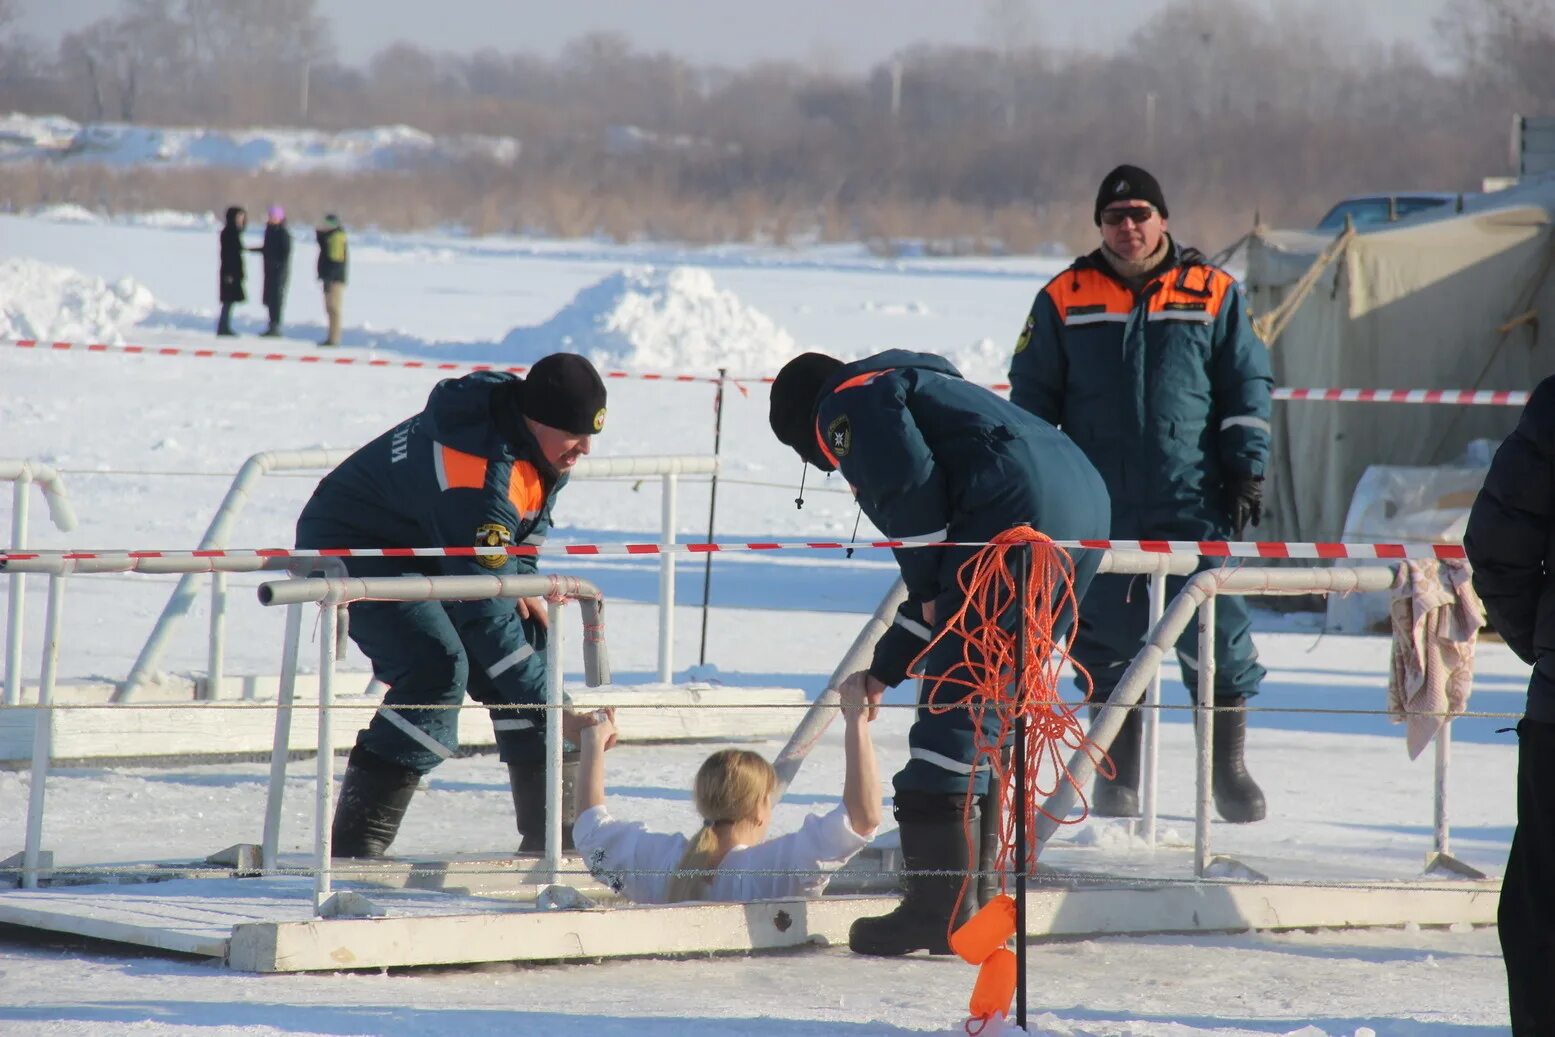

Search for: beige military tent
xmin=1244 ymin=179 xmax=1555 ymax=542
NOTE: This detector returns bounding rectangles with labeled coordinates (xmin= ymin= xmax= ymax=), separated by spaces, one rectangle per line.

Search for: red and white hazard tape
xmin=7 ymin=339 xmax=721 ymax=384
xmin=7 ymin=339 xmax=1529 ymax=405
xmin=0 ymin=538 xmax=1468 ymax=564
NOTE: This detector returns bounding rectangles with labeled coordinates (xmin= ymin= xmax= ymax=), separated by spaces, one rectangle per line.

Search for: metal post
xmin=698 ymin=369 xmax=727 ymax=666
xmin=1194 ymin=595 xmax=1217 ymax=878
xmin=1141 ymin=566 xmax=1167 ymax=846
xmin=657 ymin=471 xmax=677 ymax=684
xmin=262 ymin=602 xmax=304 ymax=874
xmin=545 ymin=599 xmax=565 ymax=884
xmin=1013 ymin=545 xmax=1029 ymax=1031
xmin=1434 ymin=718 xmax=1451 ymax=857
xmin=22 ymin=574 xmax=64 ymax=889
xmin=206 ymin=571 xmax=228 ymax=700
xmin=314 ymin=603 xmax=338 ymax=913
xmin=5 ymin=473 xmax=30 ymax=707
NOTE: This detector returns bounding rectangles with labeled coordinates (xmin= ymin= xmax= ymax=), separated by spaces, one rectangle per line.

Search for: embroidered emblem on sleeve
xmin=474 ymin=522 xmax=514 ymax=569
xmin=827 ymin=415 xmax=852 ymax=458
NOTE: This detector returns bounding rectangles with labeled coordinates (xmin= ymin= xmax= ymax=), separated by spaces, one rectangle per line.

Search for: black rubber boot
xmin=1089 ymin=705 xmax=1142 ymax=818
xmin=848 ymin=792 xmax=977 ymax=956
xmin=976 ymin=791 xmax=1001 ymax=907
xmin=510 ymin=755 xmax=580 ymax=853
xmin=331 ymin=745 xmax=421 ymax=858
xmin=1211 ymin=696 xmax=1267 ymax=823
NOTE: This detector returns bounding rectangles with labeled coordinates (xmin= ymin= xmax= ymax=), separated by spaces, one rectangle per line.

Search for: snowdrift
xmin=0 ymin=257 xmax=156 ymax=344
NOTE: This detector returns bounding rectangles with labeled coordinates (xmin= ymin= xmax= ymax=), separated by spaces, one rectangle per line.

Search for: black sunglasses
xmin=1100 ymin=205 xmax=1157 ymax=226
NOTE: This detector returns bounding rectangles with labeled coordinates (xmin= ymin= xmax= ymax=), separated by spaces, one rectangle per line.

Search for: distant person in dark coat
xmin=249 ymin=205 xmax=292 ymax=337
xmin=316 ymin=213 xmax=349 ymax=346
xmin=217 ymin=206 xmax=247 ymax=336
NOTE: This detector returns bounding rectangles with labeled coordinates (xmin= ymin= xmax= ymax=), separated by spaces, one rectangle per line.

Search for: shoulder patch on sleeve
xmin=475 ymin=522 xmax=513 ymax=569
xmin=826 ymin=414 xmax=852 ymax=458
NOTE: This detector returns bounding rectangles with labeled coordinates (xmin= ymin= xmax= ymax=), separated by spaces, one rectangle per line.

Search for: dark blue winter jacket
xmin=1009 ymin=239 xmax=1272 ymax=538
xmin=1466 ymin=375 xmax=1555 ymax=723
xmin=810 ymin=350 xmax=1110 ymax=685
xmin=297 ymin=371 xmax=563 ymax=698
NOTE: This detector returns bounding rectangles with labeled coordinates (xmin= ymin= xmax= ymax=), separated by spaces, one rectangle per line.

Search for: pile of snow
xmin=0 ymin=258 xmax=156 ymax=344
xmin=117 ymin=209 xmax=220 ymax=230
xmin=493 ymin=265 xmax=801 ymax=373
xmin=25 ymin=203 xmax=103 ymax=224
xmin=0 ymin=113 xmax=519 ymax=174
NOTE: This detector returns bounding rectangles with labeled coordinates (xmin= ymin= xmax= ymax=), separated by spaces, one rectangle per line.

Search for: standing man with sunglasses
xmin=1007 ymin=165 xmax=1274 ymax=824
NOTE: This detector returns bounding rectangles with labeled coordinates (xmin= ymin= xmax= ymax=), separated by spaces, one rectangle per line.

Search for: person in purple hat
xmin=249 ymin=205 xmax=292 ymax=338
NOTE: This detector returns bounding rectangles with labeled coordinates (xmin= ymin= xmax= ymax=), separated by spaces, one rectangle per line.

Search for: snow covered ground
xmin=0 ymin=213 xmax=1524 ymax=1035
xmin=0 ymin=113 xmax=518 ymax=173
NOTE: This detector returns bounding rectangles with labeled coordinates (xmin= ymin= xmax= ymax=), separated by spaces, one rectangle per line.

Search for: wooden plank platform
xmin=0 ymin=678 xmax=810 ymax=765
xmin=0 ymin=861 xmax=1501 ymax=973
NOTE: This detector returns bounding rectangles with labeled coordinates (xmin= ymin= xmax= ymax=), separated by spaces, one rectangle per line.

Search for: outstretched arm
xmin=838 ymin=677 xmax=882 ymax=837
xmin=574 ymin=710 xmax=618 ymax=816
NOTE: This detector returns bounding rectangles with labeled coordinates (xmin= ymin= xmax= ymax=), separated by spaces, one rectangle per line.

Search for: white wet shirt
xmin=573 ymin=802 xmax=875 ymax=905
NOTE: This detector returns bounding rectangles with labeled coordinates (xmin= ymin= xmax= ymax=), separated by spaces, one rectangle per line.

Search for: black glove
xmin=1225 ymin=475 xmax=1263 ymax=538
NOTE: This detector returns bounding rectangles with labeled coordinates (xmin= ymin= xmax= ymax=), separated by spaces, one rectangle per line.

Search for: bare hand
xmin=921 ymin=599 xmax=937 ymax=628
xmin=837 ymin=670 xmax=886 ymax=723
xmin=516 ymin=596 xmax=549 ymax=629
xmin=564 ymin=707 xmax=617 ymax=749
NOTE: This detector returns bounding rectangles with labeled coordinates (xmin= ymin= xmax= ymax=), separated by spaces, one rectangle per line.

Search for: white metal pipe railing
xmin=770 ymin=550 xmax=1197 ymax=804
xmin=1140 ymin=566 xmax=1168 ymax=846
xmin=545 ymin=599 xmax=565 ymax=884
xmin=118 ymin=451 xmax=714 ymax=702
xmin=1033 ymin=565 xmax=1403 ymax=878
xmin=22 ymin=574 xmax=66 ymax=889
xmin=255 ymin=572 xmax=609 ymax=911
xmin=2 ymin=460 xmax=78 ymax=708
xmin=119 ymin=449 xmax=351 ymax=701
xmin=1194 ymin=593 xmax=1218 ymax=876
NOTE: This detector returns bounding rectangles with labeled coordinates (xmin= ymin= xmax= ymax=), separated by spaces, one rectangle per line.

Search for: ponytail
xmin=666 ymin=824 xmax=721 ymax=904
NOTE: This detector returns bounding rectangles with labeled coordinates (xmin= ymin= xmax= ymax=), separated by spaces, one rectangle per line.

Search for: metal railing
xmin=116 ymin=450 xmax=715 ymax=701
xmin=2 ymin=461 xmax=78 ymax=708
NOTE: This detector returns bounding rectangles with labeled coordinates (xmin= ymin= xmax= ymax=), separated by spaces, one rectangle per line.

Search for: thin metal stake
xmin=698 ymin=368 xmax=727 ymax=666
xmin=1013 ymin=543 xmax=1030 ymax=1030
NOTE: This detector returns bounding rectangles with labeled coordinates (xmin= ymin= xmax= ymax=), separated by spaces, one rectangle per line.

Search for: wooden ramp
xmin=0 ymin=851 xmax=1501 ymax=973
xmin=0 ymin=679 xmax=810 ymax=765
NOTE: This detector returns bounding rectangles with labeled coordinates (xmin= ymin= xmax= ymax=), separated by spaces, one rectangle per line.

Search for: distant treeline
xmin=1 ymin=0 xmax=1552 ymax=252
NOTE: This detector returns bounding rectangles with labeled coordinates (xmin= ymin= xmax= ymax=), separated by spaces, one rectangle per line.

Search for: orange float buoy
xmin=968 ymin=946 xmax=1017 ymax=1023
xmin=950 ymin=893 xmax=1016 ymax=965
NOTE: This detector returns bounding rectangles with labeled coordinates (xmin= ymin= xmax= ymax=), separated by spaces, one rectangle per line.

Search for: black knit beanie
xmin=520 ymin=353 xmax=608 ymax=435
xmin=769 ymin=352 xmax=844 ymax=470
xmin=1094 ymin=164 xmax=1169 ymax=225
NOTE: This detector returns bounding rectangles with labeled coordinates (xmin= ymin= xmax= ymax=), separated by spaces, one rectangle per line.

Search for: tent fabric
xmin=1245 ymin=183 xmax=1555 ymax=543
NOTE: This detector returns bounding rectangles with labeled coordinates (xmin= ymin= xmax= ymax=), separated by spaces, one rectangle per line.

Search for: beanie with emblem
xmin=1094 ymin=164 xmax=1169 ymax=225
xmin=769 ymin=351 xmax=844 ymax=470
xmin=520 ymin=353 xmax=608 ymax=435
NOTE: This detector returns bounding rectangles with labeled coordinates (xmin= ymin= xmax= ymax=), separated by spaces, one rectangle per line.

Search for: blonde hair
xmin=664 ymin=749 xmax=778 ymax=904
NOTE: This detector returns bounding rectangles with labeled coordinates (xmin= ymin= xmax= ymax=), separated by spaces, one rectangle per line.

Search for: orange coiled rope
xmin=907 ymin=526 xmax=1114 ymax=929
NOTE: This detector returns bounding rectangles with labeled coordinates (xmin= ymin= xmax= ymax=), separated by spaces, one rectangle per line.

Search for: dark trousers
xmin=264 ymin=292 xmax=285 ymax=332
xmin=216 ymin=302 xmax=235 ymax=335
xmin=346 ymin=598 xmax=549 ymax=773
xmin=894 ymin=544 xmax=1102 ymax=797
xmin=1503 ymin=718 xmax=1555 ymax=1035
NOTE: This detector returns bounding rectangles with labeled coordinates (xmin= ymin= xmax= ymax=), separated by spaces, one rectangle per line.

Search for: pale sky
xmin=18 ymin=0 xmax=1455 ymax=70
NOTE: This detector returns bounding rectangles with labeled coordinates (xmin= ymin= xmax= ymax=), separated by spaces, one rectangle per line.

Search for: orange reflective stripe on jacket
xmin=434 ymin=443 xmax=487 ymax=491
xmin=507 ymin=461 xmax=545 ymax=519
xmin=1043 ymin=263 xmax=1233 ymax=327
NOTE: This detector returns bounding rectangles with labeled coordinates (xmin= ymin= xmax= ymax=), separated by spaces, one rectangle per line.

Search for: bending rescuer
xmin=768 ymin=348 xmax=1111 ymax=956
xmin=295 ymin=352 xmax=612 ymax=858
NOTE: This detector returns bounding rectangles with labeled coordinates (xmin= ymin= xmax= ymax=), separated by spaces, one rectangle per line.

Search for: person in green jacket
xmin=1008 ymin=164 xmax=1274 ymax=824
xmin=316 ymin=213 xmax=349 ymax=346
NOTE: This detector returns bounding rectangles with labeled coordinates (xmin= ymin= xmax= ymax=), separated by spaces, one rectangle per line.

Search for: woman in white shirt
xmin=572 ymin=681 xmax=882 ymax=904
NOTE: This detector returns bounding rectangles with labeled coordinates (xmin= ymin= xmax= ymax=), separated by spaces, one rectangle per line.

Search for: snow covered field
xmin=0 ymin=211 xmax=1524 ymax=1035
